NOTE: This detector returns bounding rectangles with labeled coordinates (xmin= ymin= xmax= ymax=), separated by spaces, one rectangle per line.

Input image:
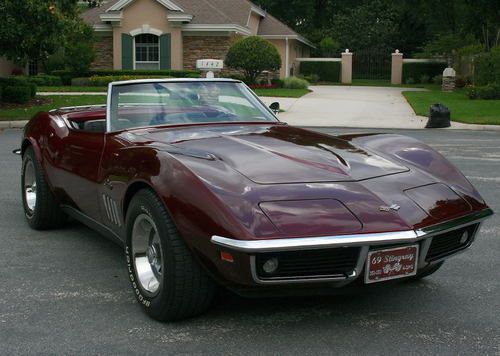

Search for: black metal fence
xmin=353 ymin=50 xmax=391 ymax=80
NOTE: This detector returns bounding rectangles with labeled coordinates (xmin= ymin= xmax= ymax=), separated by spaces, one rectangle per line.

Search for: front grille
xmin=426 ymin=224 xmax=479 ymax=261
xmin=255 ymin=247 xmax=360 ymax=280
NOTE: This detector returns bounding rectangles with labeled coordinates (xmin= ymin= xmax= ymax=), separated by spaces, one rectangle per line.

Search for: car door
xmin=46 ymin=126 xmax=105 ymax=222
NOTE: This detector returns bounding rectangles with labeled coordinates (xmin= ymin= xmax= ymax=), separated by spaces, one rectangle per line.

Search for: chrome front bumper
xmin=211 ymin=208 xmax=494 ymax=285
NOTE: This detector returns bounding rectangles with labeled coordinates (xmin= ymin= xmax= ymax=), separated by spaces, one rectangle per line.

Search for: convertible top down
xmin=19 ymin=79 xmax=493 ymax=320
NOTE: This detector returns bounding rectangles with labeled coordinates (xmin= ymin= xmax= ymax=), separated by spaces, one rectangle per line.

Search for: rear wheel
xmin=125 ymin=189 xmax=216 ymax=321
xmin=22 ymin=146 xmax=66 ymax=229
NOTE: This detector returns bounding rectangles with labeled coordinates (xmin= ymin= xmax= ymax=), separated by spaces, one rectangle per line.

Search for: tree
xmin=225 ymin=36 xmax=281 ymax=84
xmin=0 ymin=0 xmax=80 ymax=65
xmin=63 ymin=21 xmax=96 ymax=75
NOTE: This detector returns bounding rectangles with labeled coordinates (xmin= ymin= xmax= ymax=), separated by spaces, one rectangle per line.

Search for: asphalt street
xmin=0 ymin=127 xmax=499 ymax=355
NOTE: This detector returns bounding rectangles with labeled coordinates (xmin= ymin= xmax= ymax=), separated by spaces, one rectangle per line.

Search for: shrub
xmin=475 ymin=47 xmax=500 ymax=86
xmin=2 ymin=86 xmax=31 ymax=104
xmin=283 ymin=76 xmax=310 ymax=89
xmin=225 ymin=36 xmax=281 ymax=84
xmin=432 ymin=74 xmax=443 ymax=85
xmin=476 ymin=85 xmax=500 ymax=100
xmin=52 ymin=69 xmax=201 ymax=85
xmin=0 ymin=86 xmax=2 ymax=103
xmin=271 ymin=78 xmax=284 ymax=88
xmin=403 ymin=62 xmax=447 ymax=84
xmin=405 ymin=77 xmax=415 ymax=85
xmin=300 ymin=61 xmax=341 ymax=82
xmin=419 ymin=74 xmax=431 ymax=84
xmin=0 ymin=77 xmax=36 ymax=98
xmin=466 ymin=86 xmax=478 ymax=99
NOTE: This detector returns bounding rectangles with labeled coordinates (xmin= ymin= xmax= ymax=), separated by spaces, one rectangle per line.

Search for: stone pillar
xmin=391 ymin=49 xmax=403 ymax=85
xmin=442 ymin=67 xmax=456 ymax=91
xmin=341 ymin=49 xmax=353 ymax=84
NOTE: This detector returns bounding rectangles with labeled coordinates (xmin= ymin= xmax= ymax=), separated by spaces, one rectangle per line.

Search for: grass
xmin=316 ymin=79 xmax=440 ymax=90
xmin=253 ymin=88 xmax=310 ymax=98
xmin=0 ymin=96 xmax=107 ymax=121
xmin=403 ymin=89 xmax=500 ymax=125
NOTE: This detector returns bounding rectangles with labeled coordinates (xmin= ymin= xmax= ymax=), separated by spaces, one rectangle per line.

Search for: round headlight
xmin=262 ymin=258 xmax=279 ymax=274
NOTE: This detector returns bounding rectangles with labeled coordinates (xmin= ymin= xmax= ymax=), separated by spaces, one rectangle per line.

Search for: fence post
xmin=341 ymin=49 xmax=353 ymax=84
xmin=391 ymin=49 xmax=403 ymax=85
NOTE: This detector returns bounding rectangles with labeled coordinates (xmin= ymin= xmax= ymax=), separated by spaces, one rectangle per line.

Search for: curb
xmin=0 ymin=121 xmax=28 ymax=129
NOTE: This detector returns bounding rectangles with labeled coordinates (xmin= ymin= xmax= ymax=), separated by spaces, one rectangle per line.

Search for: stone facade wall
xmin=183 ymin=35 xmax=240 ymax=75
xmin=91 ymin=34 xmax=113 ymax=70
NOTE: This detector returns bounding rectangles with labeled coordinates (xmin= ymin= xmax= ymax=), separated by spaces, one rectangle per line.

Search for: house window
xmin=135 ymin=34 xmax=159 ymax=70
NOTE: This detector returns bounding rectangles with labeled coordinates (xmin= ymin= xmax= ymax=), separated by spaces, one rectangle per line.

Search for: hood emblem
xmin=380 ymin=204 xmax=401 ymax=212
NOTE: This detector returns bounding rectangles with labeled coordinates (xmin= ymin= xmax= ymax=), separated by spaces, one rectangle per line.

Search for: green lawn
xmin=0 ymin=96 xmax=107 ymax=121
xmin=253 ymin=88 xmax=310 ymax=98
xmin=403 ymin=89 xmax=500 ymax=125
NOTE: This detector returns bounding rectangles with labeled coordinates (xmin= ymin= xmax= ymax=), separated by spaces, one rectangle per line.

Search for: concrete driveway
xmin=271 ymin=86 xmax=428 ymax=129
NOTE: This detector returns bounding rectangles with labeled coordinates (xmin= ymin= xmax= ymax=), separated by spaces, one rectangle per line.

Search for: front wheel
xmin=21 ymin=146 xmax=66 ymax=229
xmin=125 ymin=189 xmax=216 ymax=321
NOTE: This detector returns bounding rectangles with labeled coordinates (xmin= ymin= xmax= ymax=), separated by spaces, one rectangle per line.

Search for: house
xmin=81 ymin=0 xmax=313 ymax=78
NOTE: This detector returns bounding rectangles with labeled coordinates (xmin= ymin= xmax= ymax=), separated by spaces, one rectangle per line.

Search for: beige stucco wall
xmin=0 ymin=57 xmax=20 ymax=77
xmin=269 ymin=39 xmax=307 ymax=78
xmin=113 ymin=0 xmax=183 ymax=70
xmin=248 ymin=13 xmax=261 ymax=35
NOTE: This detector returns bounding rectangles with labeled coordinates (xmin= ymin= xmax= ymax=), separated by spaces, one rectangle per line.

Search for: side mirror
xmin=269 ymin=102 xmax=280 ymax=114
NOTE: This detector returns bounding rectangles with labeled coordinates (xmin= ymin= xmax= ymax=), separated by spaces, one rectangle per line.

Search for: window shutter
xmin=122 ymin=34 xmax=133 ymax=70
xmin=160 ymin=34 xmax=171 ymax=70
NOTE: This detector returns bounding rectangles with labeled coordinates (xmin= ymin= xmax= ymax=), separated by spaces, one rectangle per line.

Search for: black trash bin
xmin=426 ymin=103 xmax=451 ymax=128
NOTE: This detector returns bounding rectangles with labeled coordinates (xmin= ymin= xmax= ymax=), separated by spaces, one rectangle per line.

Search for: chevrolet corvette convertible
xmin=19 ymin=79 xmax=493 ymax=321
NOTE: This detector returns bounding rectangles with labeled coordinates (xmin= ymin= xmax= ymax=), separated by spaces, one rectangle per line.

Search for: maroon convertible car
xmin=18 ymin=79 xmax=493 ymax=321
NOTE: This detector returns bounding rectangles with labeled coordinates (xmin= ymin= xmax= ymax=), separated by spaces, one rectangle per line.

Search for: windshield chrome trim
xmin=211 ymin=208 xmax=493 ymax=253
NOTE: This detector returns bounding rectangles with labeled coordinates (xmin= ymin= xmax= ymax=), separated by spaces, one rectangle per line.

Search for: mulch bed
xmin=0 ymin=97 xmax=53 ymax=109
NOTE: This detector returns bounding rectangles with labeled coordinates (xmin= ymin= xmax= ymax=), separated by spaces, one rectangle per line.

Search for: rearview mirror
xmin=269 ymin=102 xmax=280 ymax=114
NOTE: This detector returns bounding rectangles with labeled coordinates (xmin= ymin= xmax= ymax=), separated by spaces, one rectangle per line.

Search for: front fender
xmin=346 ymin=133 xmax=486 ymax=207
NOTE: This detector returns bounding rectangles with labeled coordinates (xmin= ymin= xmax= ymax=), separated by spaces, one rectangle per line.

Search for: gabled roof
xmin=81 ymin=0 xmax=313 ymax=46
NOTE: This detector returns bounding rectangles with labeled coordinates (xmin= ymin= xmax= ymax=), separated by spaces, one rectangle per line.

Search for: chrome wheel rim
xmin=24 ymin=160 xmax=37 ymax=213
xmin=131 ymin=214 xmax=163 ymax=296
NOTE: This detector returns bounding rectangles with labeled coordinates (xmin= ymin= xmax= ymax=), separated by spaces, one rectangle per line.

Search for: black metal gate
xmin=353 ymin=50 xmax=391 ymax=80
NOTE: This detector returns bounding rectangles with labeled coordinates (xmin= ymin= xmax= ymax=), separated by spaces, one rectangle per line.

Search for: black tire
xmin=21 ymin=146 xmax=67 ymax=230
xmin=125 ymin=189 xmax=216 ymax=321
xmin=409 ymin=261 xmax=445 ymax=281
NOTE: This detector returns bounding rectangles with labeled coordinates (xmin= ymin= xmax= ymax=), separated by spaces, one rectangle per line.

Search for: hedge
xmin=22 ymin=74 xmax=63 ymax=86
xmin=0 ymin=77 xmax=37 ymax=99
xmin=403 ymin=62 xmax=447 ymax=83
xmin=300 ymin=61 xmax=341 ymax=82
xmin=71 ymin=75 xmax=174 ymax=87
xmin=52 ymin=69 xmax=201 ymax=85
xmin=2 ymin=86 xmax=31 ymax=104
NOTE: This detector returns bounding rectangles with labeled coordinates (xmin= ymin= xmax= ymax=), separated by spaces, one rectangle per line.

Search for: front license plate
xmin=365 ymin=245 xmax=419 ymax=284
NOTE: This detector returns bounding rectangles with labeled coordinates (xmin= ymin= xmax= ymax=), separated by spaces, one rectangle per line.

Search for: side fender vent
xmin=102 ymin=195 xmax=122 ymax=227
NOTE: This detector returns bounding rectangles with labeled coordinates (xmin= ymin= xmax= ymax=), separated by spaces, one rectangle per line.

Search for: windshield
xmin=107 ymin=81 xmax=278 ymax=131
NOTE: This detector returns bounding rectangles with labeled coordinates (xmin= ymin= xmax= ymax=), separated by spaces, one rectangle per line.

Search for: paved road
xmin=0 ymin=128 xmax=499 ymax=355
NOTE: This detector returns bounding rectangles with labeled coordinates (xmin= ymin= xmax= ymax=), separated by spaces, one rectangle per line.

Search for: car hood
xmin=141 ymin=124 xmax=409 ymax=184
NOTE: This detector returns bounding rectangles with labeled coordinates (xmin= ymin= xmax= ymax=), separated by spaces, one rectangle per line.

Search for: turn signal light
xmin=220 ymin=251 xmax=234 ymax=263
